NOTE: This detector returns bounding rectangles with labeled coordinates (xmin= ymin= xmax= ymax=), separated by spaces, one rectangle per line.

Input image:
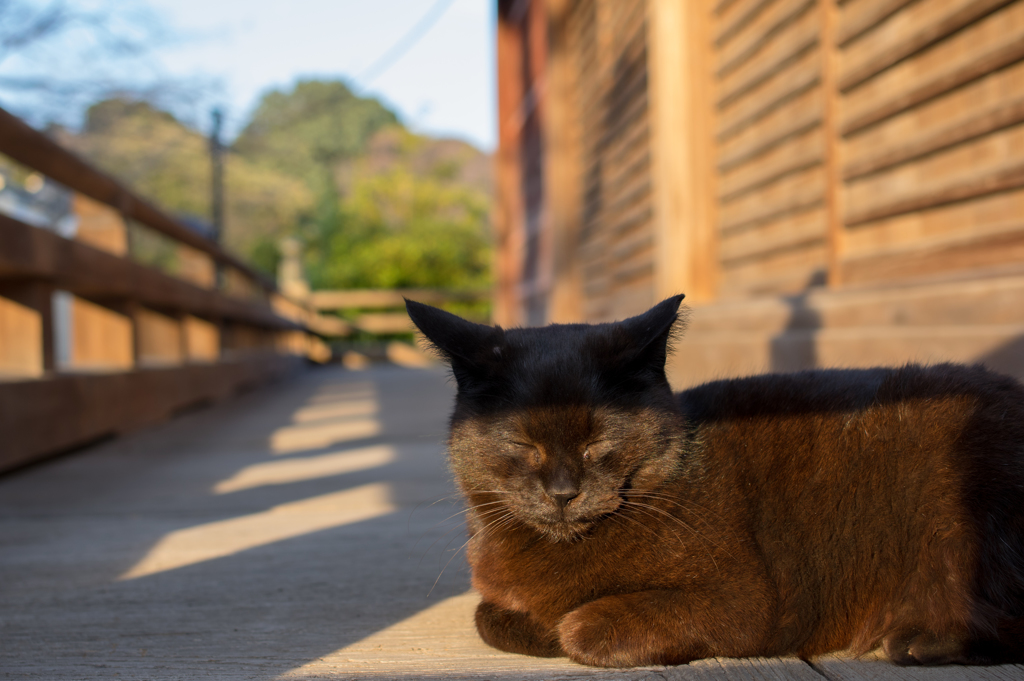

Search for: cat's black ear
xmin=405 ymin=299 xmax=504 ymax=386
xmin=618 ymin=294 xmax=686 ymax=372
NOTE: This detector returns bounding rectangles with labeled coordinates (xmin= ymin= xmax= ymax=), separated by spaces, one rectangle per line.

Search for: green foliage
xmin=59 ymin=80 xmax=492 ymax=300
xmin=234 ymin=80 xmax=398 ymax=185
xmin=63 ymin=98 xmax=313 ymax=271
xmin=305 ymin=128 xmax=492 ymax=294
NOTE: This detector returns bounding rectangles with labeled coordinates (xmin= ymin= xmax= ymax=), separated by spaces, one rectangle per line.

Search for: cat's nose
xmin=550 ymin=491 xmax=578 ymax=509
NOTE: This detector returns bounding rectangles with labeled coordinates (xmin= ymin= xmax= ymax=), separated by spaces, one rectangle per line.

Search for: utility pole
xmin=210 ymin=108 xmax=225 ymax=244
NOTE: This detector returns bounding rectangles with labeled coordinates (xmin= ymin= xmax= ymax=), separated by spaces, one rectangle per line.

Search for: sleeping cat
xmin=406 ymin=295 xmax=1024 ymax=668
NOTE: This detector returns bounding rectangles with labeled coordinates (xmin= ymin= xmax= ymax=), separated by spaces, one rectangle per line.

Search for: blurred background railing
xmin=0 ymin=106 xmax=335 ymax=473
xmin=495 ymin=0 xmax=1024 ymax=388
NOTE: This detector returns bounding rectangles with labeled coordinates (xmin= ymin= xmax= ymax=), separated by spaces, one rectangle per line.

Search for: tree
xmin=0 ymin=1 xmax=206 ymax=129
xmin=61 ymin=98 xmax=313 ymax=267
xmin=233 ymin=80 xmax=398 ymax=189
xmin=306 ymin=127 xmax=491 ymax=294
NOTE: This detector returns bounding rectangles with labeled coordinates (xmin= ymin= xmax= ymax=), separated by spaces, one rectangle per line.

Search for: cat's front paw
xmin=882 ymin=629 xmax=971 ymax=665
xmin=476 ymin=601 xmax=563 ymax=657
xmin=558 ymin=596 xmax=698 ymax=667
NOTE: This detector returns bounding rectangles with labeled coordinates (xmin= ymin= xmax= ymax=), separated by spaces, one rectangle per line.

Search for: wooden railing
xmin=307 ymin=288 xmax=488 ymax=335
xmin=0 ymin=107 xmax=329 ymax=473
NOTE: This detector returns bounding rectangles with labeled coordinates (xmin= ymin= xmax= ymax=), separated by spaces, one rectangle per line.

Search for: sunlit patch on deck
xmin=213 ymin=444 xmax=397 ymax=494
xmin=118 ymin=482 xmax=396 ymax=580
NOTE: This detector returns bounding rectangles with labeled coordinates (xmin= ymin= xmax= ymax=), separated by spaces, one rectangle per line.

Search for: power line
xmin=357 ymin=0 xmax=457 ymax=87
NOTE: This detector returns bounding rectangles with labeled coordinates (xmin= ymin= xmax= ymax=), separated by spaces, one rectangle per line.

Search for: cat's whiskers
xmin=618 ymin=500 xmax=721 ymax=574
xmin=416 ymin=502 xmax=509 ymax=567
xmin=427 ymin=508 xmax=521 ymax=597
xmin=619 ymin=491 xmax=725 ymax=538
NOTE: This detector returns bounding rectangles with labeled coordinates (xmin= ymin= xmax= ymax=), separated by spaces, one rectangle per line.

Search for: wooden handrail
xmin=0 ymin=106 xmax=277 ymax=293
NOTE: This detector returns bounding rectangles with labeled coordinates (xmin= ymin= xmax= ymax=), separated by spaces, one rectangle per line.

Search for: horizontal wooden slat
xmin=717 ymin=46 xmax=821 ymax=141
xmin=0 ymin=355 xmax=301 ymax=473
xmin=611 ymin=231 xmax=654 ymax=264
xmin=612 ymin=261 xmax=654 ymax=288
xmin=718 ymin=0 xmax=815 ymax=77
xmin=609 ymin=203 xmax=654 ymax=240
xmin=719 ymin=242 xmax=829 ymax=297
xmin=718 ymin=5 xmax=820 ymax=108
xmin=720 ymin=207 xmax=827 ymax=263
xmin=0 ymin=108 xmax=275 ymax=293
xmin=606 ymin=142 xmax=650 ymax=187
xmin=719 ymin=86 xmax=823 ymax=171
xmin=843 ymin=187 xmax=1024 ymax=259
xmin=0 ymin=214 xmax=299 ymax=331
xmin=843 ymin=59 xmax=1024 ymax=180
xmin=841 ymin=228 xmax=1024 ymax=285
xmin=839 ymin=0 xmax=1013 ymax=92
xmin=836 ymin=0 xmax=917 ymax=47
xmin=352 ymin=312 xmax=414 ymax=335
xmin=720 ymin=166 xmax=825 ymax=233
xmin=605 ymin=178 xmax=652 ymax=227
xmin=716 ymin=0 xmax=776 ymax=45
xmin=719 ymin=127 xmax=824 ymax=201
xmin=308 ymin=289 xmax=485 ymax=310
xmin=844 ymin=124 xmax=1024 ymax=226
xmin=840 ymin=1 xmax=1024 ymax=135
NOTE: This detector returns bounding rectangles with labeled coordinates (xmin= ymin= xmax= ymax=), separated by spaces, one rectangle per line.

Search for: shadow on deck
xmin=1 ymin=365 xmax=1021 ymax=680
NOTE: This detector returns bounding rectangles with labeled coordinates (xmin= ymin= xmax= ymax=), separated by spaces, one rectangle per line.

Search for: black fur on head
xmin=405 ymin=295 xmax=687 ymax=410
xmin=405 ymin=296 xmax=689 ymax=542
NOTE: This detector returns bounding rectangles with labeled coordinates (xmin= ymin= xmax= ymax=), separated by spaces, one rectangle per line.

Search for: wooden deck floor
xmin=1 ymin=365 xmax=1021 ymax=680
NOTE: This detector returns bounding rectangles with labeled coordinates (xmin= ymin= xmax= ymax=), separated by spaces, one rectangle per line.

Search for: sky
xmin=1 ymin=0 xmax=497 ymax=151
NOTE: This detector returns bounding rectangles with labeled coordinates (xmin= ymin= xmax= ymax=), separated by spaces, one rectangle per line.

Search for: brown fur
xmin=406 ymin=296 xmax=1024 ymax=668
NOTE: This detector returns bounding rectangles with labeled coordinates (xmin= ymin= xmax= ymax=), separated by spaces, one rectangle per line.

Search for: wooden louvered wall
xmin=711 ymin=0 xmax=1024 ymax=298
xmin=836 ymin=0 xmax=1024 ymax=285
xmin=497 ymin=0 xmax=1024 ymax=329
xmin=713 ymin=0 xmax=833 ymax=298
xmin=572 ymin=0 xmax=656 ymax=322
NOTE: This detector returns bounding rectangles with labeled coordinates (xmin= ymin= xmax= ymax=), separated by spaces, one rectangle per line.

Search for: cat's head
xmin=407 ymin=296 xmax=689 ymax=542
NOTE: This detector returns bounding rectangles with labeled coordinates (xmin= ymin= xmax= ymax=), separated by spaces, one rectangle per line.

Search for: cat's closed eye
xmin=583 ymin=440 xmax=611 ymax=460
xmin=508 ymin=441 xmax=542 ymax=465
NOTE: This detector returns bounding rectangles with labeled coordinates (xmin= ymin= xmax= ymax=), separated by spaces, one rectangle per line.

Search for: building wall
xmin=495 ymin=0 xmax=1024 ymax=385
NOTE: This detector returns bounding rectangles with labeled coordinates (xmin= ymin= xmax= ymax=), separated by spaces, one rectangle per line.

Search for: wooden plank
xmin=0 ymin=107 xmax=275 ymax=293
xmin=0 ymin=354 xmax=302 ymax=473
xmin=720 ymin=206 xmax=827 ymax=263
xmin=837 ymin=0 xmax=917 ymax=47
xmin=650 ymin=0 xmax=719 ymax=303
xmin=604 ymin=149 xmax=651 ymax=201
xmin=0 ymin=281 xmax=53 ymax=377
xmin=611 ymin=257 xmax=654 ymax=286
xmin=718 ymin=0 xmax=815 ymax=78
xmin=611 ymin=230 xmax=653 ymax=265
xmin=840 ymin=1 xmax=1024 ymax=135
xmin=0 ymin=214 xmax=299 ymax=331
xmin=814 ymin=652 xmax=1024 ymax=680
xmin=821 ymin=0 xmax=844 ymax=288
xmin=842 ymin=225 xmax=1024 ymax=286
xmin=717 ymin=5 xmax=820 ymax=108
xmin=843 ymin=58 xmax=1024 ymax=180
xmin=671 ymin=656 xmax=825 ymax=680
xmin=543 ymin=0 xmax=586 ymax=324
xmin=719 ymin=242 xmax=829 ymax=297
xmin=844 ymin=124 xmax=1024 ymax=226
xmin=719 ymin=86 xmax=823 ymax=171
xmin=307 ymin=289 xmax=484 ymax=310
xmin=838 ymin=0 xmax=1014 ymax=92
xmin=715 ymin=0 xmax=776 ymax=46
xmin=719 ymin=126 xmax=824 ymax=200
xmin=717 ymin=47 xmax=821 ymax=141
xmin=843 ymin=187 xmax=1024 ymax=259
xmin=720 ymin=165 xmax=824 ymax=233
xmin=353 ymin=312 xmax=414 ymax=335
